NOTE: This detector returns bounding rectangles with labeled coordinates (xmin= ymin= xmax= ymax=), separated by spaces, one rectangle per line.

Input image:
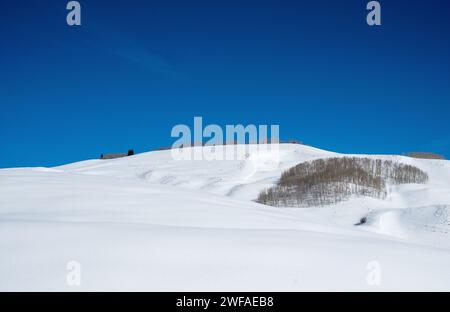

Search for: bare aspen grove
xmin=407 ymin=152 xmax=445 ymax=160
xmin=256 ymin=157 xmax=429 ymax=207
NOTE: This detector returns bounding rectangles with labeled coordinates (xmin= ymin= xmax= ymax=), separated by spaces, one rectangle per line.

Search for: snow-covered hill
xmin=1 ymin=144 xmax=450 ymax=291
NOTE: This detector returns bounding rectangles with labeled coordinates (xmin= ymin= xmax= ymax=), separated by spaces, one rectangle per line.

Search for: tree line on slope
xmin=256 ymin=157 xmax=429 ymax=207
xmin=407 ymin=152 xmax=445 ymax=160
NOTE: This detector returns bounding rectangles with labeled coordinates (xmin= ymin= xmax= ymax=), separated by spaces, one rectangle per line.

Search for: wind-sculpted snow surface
xmin=1 ymin=144 xmax=450 ymax=291
xmin=364 ymin=205 xmax=450 ymax=241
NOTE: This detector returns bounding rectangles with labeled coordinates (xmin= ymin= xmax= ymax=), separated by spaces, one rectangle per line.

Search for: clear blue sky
xmin=1 ymin=0 xmax=450 ymax=167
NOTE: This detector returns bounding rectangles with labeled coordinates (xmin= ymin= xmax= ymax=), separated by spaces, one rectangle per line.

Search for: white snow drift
xmin=1 ymin=144 xmax=450 ymax=291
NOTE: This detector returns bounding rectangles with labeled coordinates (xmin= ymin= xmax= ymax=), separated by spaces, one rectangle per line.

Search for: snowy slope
xmin=57 ymin=144 xmax=338 ymax=201
xmin=1 ymin=144 xmax=450 ymax=291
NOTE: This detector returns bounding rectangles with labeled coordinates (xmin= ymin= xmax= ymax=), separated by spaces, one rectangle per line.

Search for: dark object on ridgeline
xmin=407 ymin=152 xmax=445 ymax=160
xmin=100 ymin=153 xmax=127 ymax=160
xmin=355 ymin=217 xmax=367 ymax=226
xmin=285 ymin=139 xmax=303 ymax=145
xmin=100 ymin=150 xmax=135 ymax=160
